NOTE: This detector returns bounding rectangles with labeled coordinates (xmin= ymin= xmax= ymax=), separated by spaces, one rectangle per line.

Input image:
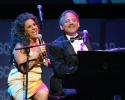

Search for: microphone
xmin=83 ymin=30 xmax=88 ymax=43
xmin=37 ymin=34 xmax=42 ymax=43
xmin=37 ymin=4 xmax=43 ymax=22
xmin=37 ymin=34 xmax=46 ymax=62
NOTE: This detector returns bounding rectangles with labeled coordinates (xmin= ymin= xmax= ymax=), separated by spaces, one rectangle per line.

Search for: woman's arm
xmin=13 ymin=43 xmax=43 ymax=73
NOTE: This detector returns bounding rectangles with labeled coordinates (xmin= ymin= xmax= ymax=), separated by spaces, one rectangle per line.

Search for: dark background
xmin=0 ymin=1 xmax=125 ymax=100
xmin=0 ymin=1 xmax=125 ymax=19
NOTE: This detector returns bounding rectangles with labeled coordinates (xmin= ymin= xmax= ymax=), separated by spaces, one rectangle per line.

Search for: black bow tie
xmin=70 ymin=35 xmax=80 ymax=42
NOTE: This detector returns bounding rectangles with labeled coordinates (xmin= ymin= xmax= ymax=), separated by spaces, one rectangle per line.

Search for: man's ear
xmin=60 ymin=24 xmax=63 ymax=30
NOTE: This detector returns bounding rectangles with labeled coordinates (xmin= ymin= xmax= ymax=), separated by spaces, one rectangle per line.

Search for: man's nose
xmin=69 ymin=19 xmax=73 ymax=24
xmin=32 ymin=25 xmax=35 ymax=29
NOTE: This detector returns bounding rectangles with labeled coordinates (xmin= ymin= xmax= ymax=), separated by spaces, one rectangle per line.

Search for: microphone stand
xmin=15 ymin=38 xmax=84 ymax=50
xmin=25 ymin=48 xmax=30 ymax=100
xmin=15 ymin=47 xmax=30 ymax=100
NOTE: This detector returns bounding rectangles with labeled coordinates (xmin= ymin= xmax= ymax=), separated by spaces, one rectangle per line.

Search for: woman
xmin=7 ymin=12 xmax=49 ymax=100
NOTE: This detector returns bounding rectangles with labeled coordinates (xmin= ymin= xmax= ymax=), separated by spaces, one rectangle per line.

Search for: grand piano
xmin=62 ymin=50 xmax=125 ymax=99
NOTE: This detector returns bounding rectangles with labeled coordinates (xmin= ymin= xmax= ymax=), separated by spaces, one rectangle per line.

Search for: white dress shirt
xmin=66 ymin=34 xmax=88 ymax=54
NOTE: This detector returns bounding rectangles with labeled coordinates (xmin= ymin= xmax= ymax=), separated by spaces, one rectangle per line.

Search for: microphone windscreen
xmin=83 ymin=30 xmax=88 ymax=34
xmin=37 ymin=34 xmax=42 ymax=39
xmin=37 ymin=5 xmax=42 ymax=9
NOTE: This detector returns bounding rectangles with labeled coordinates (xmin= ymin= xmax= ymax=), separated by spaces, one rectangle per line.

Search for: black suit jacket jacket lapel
xmin=61 ymin=35 xmax=78 ymax=61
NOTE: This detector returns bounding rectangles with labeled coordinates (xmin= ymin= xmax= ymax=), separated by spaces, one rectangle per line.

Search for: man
xmin=48 ymin=10 xmax=92 ymax=100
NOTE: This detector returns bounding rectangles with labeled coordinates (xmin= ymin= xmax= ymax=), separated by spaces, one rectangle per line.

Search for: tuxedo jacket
xmin=48 ymin=31 xmax=92 ymax=95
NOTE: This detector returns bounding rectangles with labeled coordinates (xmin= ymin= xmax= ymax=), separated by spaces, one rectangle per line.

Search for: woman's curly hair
xmin=9 ymin=12 xmax=40 ymax=64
